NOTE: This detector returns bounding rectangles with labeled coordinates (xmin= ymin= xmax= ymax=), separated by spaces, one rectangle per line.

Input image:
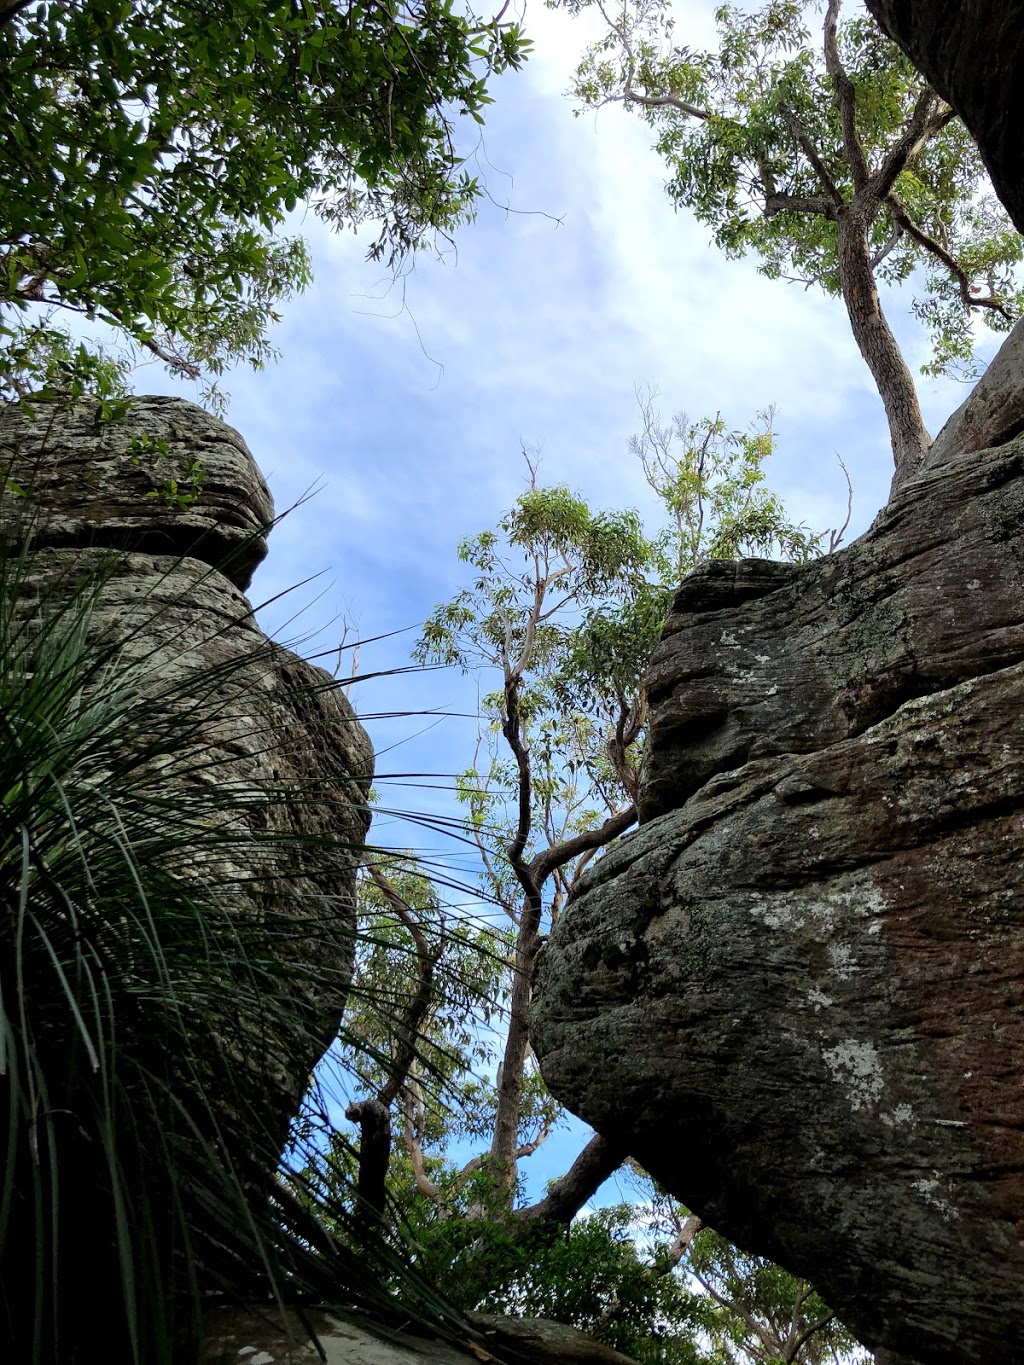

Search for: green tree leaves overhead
xmin=558 ymin=0 xmax=1024 ymax=483
xmin=0 ymin=0 xmax=530 ymax=403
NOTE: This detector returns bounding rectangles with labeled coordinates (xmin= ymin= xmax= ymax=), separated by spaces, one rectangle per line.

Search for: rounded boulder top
xmin=0 ymin=395 xmax=275 ymax=589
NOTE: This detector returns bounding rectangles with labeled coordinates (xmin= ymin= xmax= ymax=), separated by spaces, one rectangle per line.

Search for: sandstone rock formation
xmin=533 ymin=426 xmax=1024 ymax=1362
xmin=0 ymin=397 xmax=373 ymax=1360
xmin=202 ymin=1308 xmax=641 ymax=1365
xmin=865 ymin=1 xmax=1024 ymax=236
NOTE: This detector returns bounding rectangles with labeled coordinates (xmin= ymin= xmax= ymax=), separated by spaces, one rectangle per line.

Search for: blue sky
xmin=140 ymin=0 xmax=1000 ymax=1204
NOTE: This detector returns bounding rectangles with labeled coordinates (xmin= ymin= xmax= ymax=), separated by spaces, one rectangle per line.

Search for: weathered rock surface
xmin=0 ymin=397 xmax=373 ymax=1133
xmin=533 ymin=435 xmax=1024 ymax=1363
xmin=0 ymin=398 xmax=373 ymax=1358
xmin=865 ymin=0 xmax=1024 ymax=236
xmin=201 ymin=1308 xmax=640 ymax=1365
xmin=925 ymin=319 xmax=1024 ymax=472
xmin=0 ymin=394 xmax=274 ymax=585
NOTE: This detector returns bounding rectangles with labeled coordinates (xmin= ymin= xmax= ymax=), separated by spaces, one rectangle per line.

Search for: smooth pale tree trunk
xmin=836 ymin=204 xmax=931 ymax=492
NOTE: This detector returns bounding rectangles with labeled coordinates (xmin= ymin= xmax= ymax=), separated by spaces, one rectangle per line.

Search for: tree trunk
xmin=345 ymin=1098 xmax=392 ymax=1225
xmin=488 ymin=887 xmax=543 ymax=1208
xmin=836 ymin=204 xmax=931 ymax=491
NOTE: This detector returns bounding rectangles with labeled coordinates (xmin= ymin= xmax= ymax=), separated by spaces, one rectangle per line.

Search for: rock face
xmin=0 ymin=397 xmax=373 ymax=1360
xmin=0 ymin=394 xmax=274 ymax=585
xmin=865 ymin=0 xmax=1024 ymax=236
xmin=925 ymin=319 xmax=1024 ymax=470
xmin=202 ymin=1308 xmax=641 ymax=1365
xmin=533 ymin=433 xmax=1024 ymax=1362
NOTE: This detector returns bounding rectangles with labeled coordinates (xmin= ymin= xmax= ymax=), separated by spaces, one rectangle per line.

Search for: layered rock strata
xmin=533 ymin=430 xmax=1024 ymax=1363
xmin=0 ymin=397 xmax=373 ymax=1357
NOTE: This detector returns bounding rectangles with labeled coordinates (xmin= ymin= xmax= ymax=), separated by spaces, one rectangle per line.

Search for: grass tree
xmin=0 ymin=529 xmax=467 ymax=1364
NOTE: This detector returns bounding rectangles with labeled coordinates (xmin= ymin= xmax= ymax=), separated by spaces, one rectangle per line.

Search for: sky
xmin=138 ymin=0 xmax=1002 ymax=1204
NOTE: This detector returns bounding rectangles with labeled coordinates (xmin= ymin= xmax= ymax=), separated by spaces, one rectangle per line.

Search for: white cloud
xmin=130 ymin=0 xmax=1002 ymax=880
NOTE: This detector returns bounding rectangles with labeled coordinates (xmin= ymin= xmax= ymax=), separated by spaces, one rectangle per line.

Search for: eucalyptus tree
xmin=404 ymin=407 xmax=827 ymax=1220
xmin=416 ymin=465 xmax=653 ymax=1213
xmin=559 ymin=0 xmax=1024 ymax=489
xmin=327 ymin=407 xmax=851 ymax=1359
xmin=0 ymin=0 xmax=528 ymax=405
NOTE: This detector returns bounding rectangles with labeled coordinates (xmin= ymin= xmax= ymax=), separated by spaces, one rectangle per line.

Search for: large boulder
xmin=533 ymin=432 xmax=1024 ymax=1362
xmin=0 ymin=397 xmax=373 ymax=1362
xmin=202 ymin=1308 xmax=641 ymax=1365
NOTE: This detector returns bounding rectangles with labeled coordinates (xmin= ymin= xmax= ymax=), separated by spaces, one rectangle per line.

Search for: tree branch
xmin=514 ymin=1134 xmax=628 ymax=1225
xmin=886 ymin=194 xmax=1014 ymax=318
xmin=402 ymin=1084 xmax=442 ymax=1202
xmin=0 ymin=0 xmax=32 ymax=28
xmin=502 ymin=678 xmax=536 ymax=899
xmin=789 ymin=1309 xmax=836 ymax=1360
xmin=869 ymin=219 xmax=903 ymax=270
xmin=366 ymin=865 xmax=443 ymax=1108
xmin=824 ymin=0 xmax=869 ymax=190
xmin=648 ymin=1212 xmax=702 ymax=1278
xmin=513 ymin=1115 xmax=554 ymax=1161
xmin=764 ymin=192 xmax=838 ymax=220
xmin=344 ymin=1098 xmax=392 ymax=1224
xmin=868 ymin=86 xmax=945 ymax=203
xmin=619 ymin=86 xmax=717 ymax=121
xmin=528 ymin=804 xmax=636 ymax=888
xmin=692 ymin=1268 xmax=783 ymax=1359
xmin=777 ymin=102 xmax=843 ymax=206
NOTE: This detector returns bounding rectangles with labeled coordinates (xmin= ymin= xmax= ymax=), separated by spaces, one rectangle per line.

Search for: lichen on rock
xmin=533 ymin=430 xmax=1024 ymax=1364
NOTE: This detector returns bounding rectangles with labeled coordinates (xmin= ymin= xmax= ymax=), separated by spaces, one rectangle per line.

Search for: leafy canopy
xmin=559 ymin=0 xmax=1023 ymax=379
xmin=0 ymin=0 xmax=529 ymax=404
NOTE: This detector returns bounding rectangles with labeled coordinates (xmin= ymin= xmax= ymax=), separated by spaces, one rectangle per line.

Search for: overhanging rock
xmin=533 ymin=434 xmax=1024 ymax=1364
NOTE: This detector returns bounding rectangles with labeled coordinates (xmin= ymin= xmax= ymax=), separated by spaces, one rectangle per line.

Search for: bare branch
xmin=828 ymin=455 xmax=854 ymax=554
xmin=514 ymin=1133 xmax=628 ymax=1225
xmin=868 ymin=220 xmax=903 ymax=271
xmin=402 ymin=1084 xmax=442 ymax=1202
xmin=607 ymin=693 xmax=644 ymax=805
xmin=528 ymin=804 xmax=637 ymax=888
xmin=648 ymin=1213 xmax=703 ymax=1277
xmin=824 ymin=0 xmax=869 ymax=190
xmin=512 ymin=1114 xmax=554 ymax=1161
xmin=619 ymin=86 xmax=718 ymax=121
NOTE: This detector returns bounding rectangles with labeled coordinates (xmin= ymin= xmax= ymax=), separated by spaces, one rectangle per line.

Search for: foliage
xmin=0 ymin=517 xmax=469 ymax=1363
xmin=417 ymin=476 xmax=652 ymax=680
xmin=685 ymin=1222 xmax=869 ymax=1364
xmin=558 ymin=0 xmax=1023 ymax=385
xmin=555 ymin=399 xmax=828 ymax=734
xmin=344 ymin=855 xmax=510 ymax=1120
xmin=0 ymin=0 xmax=530 ymax=404
xmin=330 ymin=407 xmax=855 ymax=1361
xmin=421 ymin=1206 xmax=712 ymax=1364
